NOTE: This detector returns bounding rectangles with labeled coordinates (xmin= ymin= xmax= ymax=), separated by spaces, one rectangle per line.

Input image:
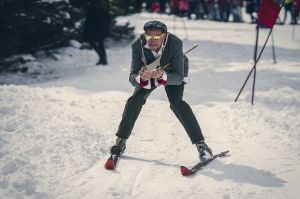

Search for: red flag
xmin=257 ymin=0 xmax=281 ymax=28
xmin=296 ymin=0 xmax=300 ymax=11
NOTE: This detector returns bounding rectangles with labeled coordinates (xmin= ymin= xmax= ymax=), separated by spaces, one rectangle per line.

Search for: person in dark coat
xmin=83 ymin=0 xmax=110 ymax=65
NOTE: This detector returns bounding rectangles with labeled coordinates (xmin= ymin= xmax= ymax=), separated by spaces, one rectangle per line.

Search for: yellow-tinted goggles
xmin=144 ymin=33 xmax=165 ymax=40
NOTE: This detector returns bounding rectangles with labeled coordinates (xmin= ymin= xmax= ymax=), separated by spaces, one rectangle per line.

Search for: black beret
xmin=143 ymin=20 xmax=167 ymax=33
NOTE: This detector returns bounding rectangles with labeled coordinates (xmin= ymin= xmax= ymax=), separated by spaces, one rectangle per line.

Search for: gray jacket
xmin=129 ymin=33 xmax=185 ymax=87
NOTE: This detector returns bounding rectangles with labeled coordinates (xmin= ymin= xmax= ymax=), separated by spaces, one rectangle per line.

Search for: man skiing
xmin=109 ymin=20 xmax=213 ymax=163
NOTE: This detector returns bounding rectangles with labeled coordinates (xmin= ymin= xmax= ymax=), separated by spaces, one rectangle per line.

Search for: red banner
xmin=257 ymin=0 xmax=281 ymax=28
xmin=296 ymin=0 xmax=300 ymax=11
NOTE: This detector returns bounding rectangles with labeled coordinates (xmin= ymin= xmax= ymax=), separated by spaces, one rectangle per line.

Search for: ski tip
xmin=180 ymin=166 xmax=192 ymax=176
xmin=105 ymin=159 xmax=115 ymax=170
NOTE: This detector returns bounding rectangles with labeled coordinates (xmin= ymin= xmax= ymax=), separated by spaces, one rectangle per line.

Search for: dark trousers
xmin=116 ymin=83 xmax=205 ymax=144
xmin=89 ymin=37 xmax=106 ymax=61
xmin=188 ymin=1 xmax=201 ymax=19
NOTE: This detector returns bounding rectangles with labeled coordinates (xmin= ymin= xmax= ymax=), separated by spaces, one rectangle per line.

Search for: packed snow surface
xmin=1 ymin=13 xmax=300 ymax=199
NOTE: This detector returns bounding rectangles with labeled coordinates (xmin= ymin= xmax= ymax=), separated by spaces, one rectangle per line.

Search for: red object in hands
xmin=139 ymin=79 xmax=149 ymax=88
xmin=157 ymin=78 xmax=166 ymax=85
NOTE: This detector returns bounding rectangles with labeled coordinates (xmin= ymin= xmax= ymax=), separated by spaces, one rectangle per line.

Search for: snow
xmin=1 ymin=13 xmax=300 ymax=199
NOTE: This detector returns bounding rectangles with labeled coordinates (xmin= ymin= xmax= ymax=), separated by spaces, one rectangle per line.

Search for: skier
xmin=109 ymin=21 xmax=213 ymax=163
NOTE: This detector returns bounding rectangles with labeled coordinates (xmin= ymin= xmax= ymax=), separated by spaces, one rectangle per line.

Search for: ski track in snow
xmin=1 ymin=12 xmax=300 ymax=199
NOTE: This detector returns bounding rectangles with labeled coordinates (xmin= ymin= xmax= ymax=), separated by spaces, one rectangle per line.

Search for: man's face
xmin=145 ymin=30 xmax=166 ymax=51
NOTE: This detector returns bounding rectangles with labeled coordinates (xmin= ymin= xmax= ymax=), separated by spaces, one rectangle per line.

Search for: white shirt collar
xmin=144 ymin=43 xmax=163 ymax=59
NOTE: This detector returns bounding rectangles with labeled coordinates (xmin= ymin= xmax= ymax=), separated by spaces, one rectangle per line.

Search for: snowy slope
xmin=1 ymin=13 xmax=300 ymax=199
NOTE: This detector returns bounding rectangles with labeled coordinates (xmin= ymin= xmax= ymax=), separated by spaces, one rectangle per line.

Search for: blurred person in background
xmin=83 ymin=0 xmax=110 ymax=65
xmin=188 ymin=0 xmax=201 ymax=19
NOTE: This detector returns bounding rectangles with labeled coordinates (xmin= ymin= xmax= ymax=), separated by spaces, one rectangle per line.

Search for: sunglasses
xmin=144 ymin=33 xmax=165 ymax=41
